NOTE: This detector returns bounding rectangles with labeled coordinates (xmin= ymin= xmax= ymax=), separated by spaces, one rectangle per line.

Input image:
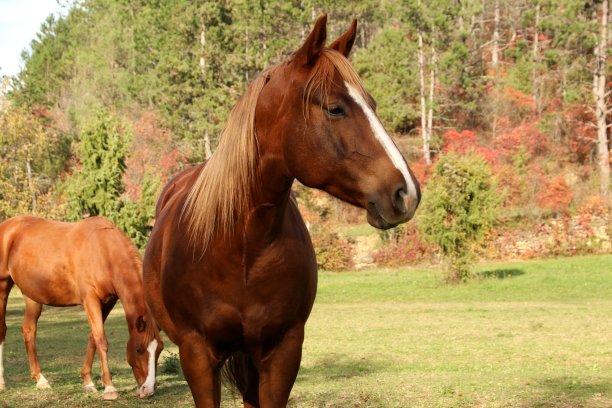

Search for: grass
xmin=337 ymin=223 xmax=380 ymax=239
xmin=1 ymin=254 xmax=610 ymax=407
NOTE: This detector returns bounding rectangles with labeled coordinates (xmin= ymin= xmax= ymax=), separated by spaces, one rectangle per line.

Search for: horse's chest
xmin=166 ymin=240 xmax=316 ymax=347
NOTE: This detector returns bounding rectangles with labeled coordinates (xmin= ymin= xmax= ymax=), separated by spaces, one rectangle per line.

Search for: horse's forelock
xmin=303 ymin=48 xmax=370 ymax=122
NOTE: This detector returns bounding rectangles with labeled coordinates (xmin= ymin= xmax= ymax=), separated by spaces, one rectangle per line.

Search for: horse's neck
xmin=247 ymin=152 xmax=295 ymax=231
xmin=114 ymin=281 xmax=148 ymax=325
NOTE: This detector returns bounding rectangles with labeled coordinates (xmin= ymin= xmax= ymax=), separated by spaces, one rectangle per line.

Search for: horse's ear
xmin=329 ymin=19 xmax=357 ymax=58
xmin=295 ymin=14 xmax=327 ymax=65
xmin=136 ymin=315 xmax=147 ymax=333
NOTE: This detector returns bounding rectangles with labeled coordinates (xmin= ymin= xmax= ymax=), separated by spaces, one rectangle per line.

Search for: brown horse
xmin=0 ymin=215 xmax=163 ymax=400
xmin=143 ymin=15 xmax=420 ymax=407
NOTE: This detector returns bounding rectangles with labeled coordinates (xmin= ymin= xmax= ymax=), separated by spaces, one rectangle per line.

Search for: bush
xmin=160 ymin=351 xmax=181 ymax=375
xmin=418 ymin=152 xmax=501 ymax=282
xmin=536 ymin=175 xmax=573 ymax=215
xmin=373 ymin=223 xmax=433 ymax=267
xmin=310 ymin=225 xmax=354 ymax=271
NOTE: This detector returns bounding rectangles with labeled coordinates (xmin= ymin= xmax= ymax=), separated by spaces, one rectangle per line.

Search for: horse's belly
xmin=10 ymin=262 xmax=81 ymax=306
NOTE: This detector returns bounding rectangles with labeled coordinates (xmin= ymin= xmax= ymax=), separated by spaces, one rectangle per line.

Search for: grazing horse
xmin=143 ymin=15 xmax=420 ymax=408
xmin=0 ymin=215 xmax=163 ymax=400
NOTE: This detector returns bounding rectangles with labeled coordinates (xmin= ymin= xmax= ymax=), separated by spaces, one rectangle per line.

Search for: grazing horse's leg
xmin=82 ymin=295 xmax=118 ymax=401
xmin=21 ymin=296 xmax=50 ymax=389
xmin=80 ymin=299 xmax=116 ymax=393
xmin=255 ymin=325 xmax=304 ymax=408
xmin=0 ymin=276 xmax=14 ymax=390
xmin=179 ymin=333 xmax=222 ymax=408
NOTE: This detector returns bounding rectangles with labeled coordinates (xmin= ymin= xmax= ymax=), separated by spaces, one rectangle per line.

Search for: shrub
xmin=418 ymin=152 xmax=501 ymax=282
xmin=310 ymin=225 xmax=354 ymax=271
xmin=373 ymin=223 xmax=433 ymax=267
xmin=160 ymin=351 xmax=181 ymax=375
xmin=536 ymin=175 xmax=573 ymax=215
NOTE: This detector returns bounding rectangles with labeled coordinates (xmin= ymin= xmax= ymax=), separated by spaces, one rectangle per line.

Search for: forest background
xmin=0 ymin=0 xmax=610 ymax=269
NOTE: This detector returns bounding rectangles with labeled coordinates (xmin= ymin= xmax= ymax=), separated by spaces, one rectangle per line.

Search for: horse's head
xmin=257 ymin=15 xmax=420 ymax=228
xmin=126 ymin=314 xmax=164 ymax=398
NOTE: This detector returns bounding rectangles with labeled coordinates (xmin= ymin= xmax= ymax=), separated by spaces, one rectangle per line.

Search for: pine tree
xmin=65 ymin=110 xmax=128 ymax=219
xmin=418 ymin=152 xmax=501 ymax=282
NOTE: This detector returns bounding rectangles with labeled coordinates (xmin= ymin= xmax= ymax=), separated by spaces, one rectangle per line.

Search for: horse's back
xmin=0 ymin=215 xmax=137 ymax=306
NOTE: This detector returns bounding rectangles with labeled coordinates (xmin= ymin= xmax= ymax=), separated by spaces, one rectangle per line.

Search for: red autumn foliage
xmin=495 ymin=122 xmax=551 ymax=158
xmin=373 ymin=224 xmax=434 ymax=267
xmin=442 ymin=129 xmax=501 ymax=164
xmin=536 ymin=175 xmax=573 ymax=214
xmin=564 ymin=106 xmax=597 ymax=164
xmin=125 ymin=111 xmax=185 ymax=200
xmin=576 ymin=195 xmax=609 ymax=221
xmin=495 ymin=163 xmax=526 ymax=207
xmin=409 ymin=157 xmax=433 ymax=186
xmin=503 ymin=86 xmax=535 ymax=111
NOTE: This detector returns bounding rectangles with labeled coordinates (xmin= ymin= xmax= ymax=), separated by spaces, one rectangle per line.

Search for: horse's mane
xmin=182 ymin=49 xmax=370 ymax=249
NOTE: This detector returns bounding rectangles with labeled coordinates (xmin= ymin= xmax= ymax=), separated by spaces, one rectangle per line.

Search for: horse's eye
xmin=136 ymin=347 xmax=144 ymax=354
xmin=323 ymin=105 xmax=345 ymax=118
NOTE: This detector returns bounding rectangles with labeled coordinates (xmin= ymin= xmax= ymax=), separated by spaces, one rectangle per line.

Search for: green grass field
xmin=1 ymin=254 xmax=610 ymax=407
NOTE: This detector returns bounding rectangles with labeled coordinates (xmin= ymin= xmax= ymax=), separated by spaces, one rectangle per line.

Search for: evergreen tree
xmin=65 ymin=110 xmax=128 ymax=219
xmin=418 ymin=152 xmax=501 ymax=282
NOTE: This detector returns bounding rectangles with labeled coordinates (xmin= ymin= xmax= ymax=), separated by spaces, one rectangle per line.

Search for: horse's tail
xmin=221 ymin=351 xmax=258 ymax=401
xmin=0 ymin=218 xmax=18 ymax=279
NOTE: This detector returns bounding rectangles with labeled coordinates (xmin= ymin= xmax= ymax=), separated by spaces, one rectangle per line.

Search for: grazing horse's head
xmin=256 ymin=15 xmax=420 ymax=228
xmin=125 ymin=314 xmax=164 ymax=398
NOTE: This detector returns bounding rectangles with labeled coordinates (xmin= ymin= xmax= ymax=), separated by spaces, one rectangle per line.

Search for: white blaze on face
xmin=139 ymin=339 xmax=158 ymax=397
xmin=345 ymin=82 xmax=419 ymax=200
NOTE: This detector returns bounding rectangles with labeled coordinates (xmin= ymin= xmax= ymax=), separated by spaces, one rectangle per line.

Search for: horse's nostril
xmin=393 ymin=187 xmax=408 ymax=214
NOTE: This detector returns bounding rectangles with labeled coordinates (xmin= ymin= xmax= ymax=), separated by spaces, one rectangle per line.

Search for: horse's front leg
xmin=81 ymin=299 xmax=116 ymax=393
xmin=21 ymin=296 xmax=50 ymax=389
xmin=179 ymin=332 xmax=223 ymax=408
xmin=254 ymin=324 xmax=304 ymax=408
xmin=82 ymin=295 xmax=118 ymax=400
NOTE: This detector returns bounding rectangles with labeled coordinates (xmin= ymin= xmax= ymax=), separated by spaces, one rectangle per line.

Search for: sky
xmin=0 ymin=0 xmax=68 ymax=77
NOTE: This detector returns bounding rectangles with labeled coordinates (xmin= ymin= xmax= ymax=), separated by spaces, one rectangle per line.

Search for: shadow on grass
xmin=524 ymin=377 xmax=612 ymax=407
xmin=297 ymin=353 xmax=385 ymax=382
xmin=477 ymin=268 xmax=525 ymax=279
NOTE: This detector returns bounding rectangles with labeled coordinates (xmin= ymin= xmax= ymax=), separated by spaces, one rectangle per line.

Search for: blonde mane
xmin=183 ymin=49 xmax=370 ymax=249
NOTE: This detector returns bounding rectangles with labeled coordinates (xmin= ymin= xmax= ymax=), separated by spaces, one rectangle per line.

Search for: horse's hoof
xmin=83 ymin=383 xmax=97 ymax=393
xmin=36 ymin=377 xmax=51 ymax=389
xmin=103 ymin=391 xmax=119 ymax=401
xmin=0 ymin=383 xmax=5 ymax=391
xmin=103 ymin=386 xmax=119 ymax=401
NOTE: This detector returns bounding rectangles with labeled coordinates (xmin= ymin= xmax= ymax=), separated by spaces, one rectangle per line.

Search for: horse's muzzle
xmin=138 ymin=384 xmax=155 ymax=398
xmin=366 ymin=188 xmax=419 ymax=229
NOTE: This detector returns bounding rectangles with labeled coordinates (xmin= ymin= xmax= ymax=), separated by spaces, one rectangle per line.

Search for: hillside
xmin=0 ymin=0 xmax=609 ymax=264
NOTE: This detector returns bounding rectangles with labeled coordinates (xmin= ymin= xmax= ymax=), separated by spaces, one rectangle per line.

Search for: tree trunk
xmin=418 ymin=31 xmax=431 ymax=164
xmin=204 ymin=129 xmax=212 ymax=160
xmin=26 ymin=159 xmax=36 ymax=212
xmin=492 ymin=0 xmax=500 ymax=68
xmin=427 ymin=44 xmax=437 ymax=153
xmin=532 ymin=1 xmax=540 ymax=113
xmin=199 ymin=18 xmax=206 ymax=75
xmin=594 ymin=0 xmax=610 ymax=199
